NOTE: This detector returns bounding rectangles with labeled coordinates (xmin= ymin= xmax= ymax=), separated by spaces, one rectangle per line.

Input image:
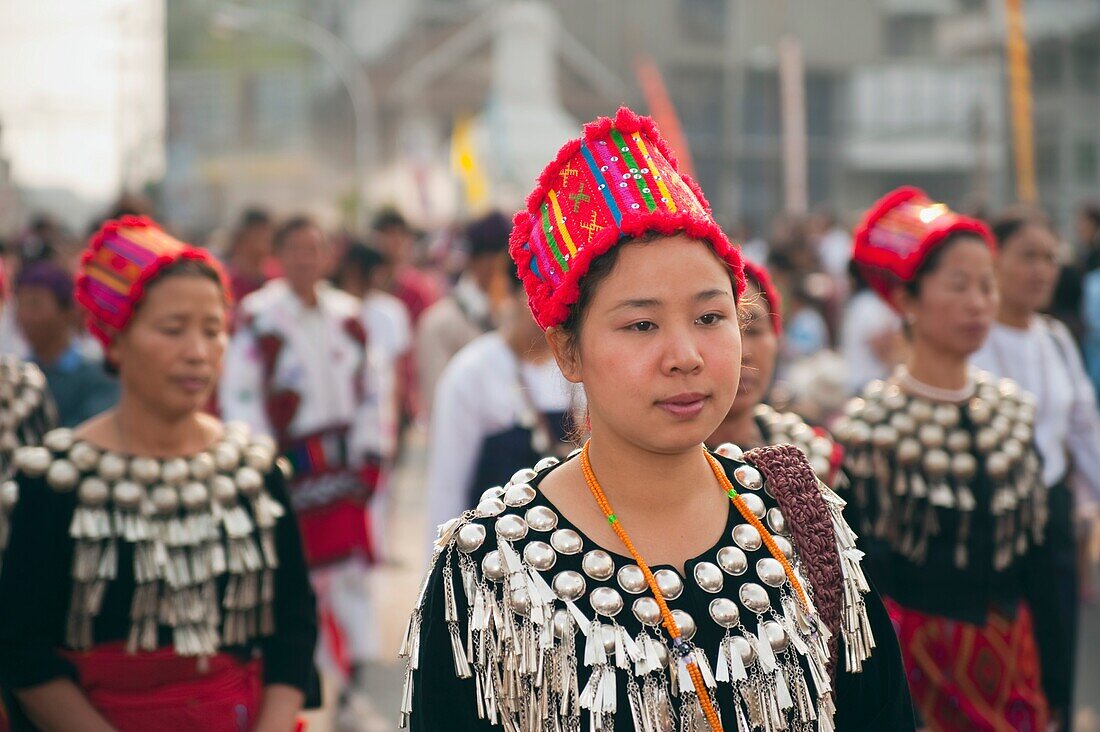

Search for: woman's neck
xmin=584 ymin=425 xmax=717 ymax=516
xmin=905 ymin=342 xmax=971 ymax=392
xmin=113 ymin=395 xmax=218 ymax=457
xmin=707 ymin=408 xmax=764 ymax=451
xmin=997 ymin=301 xmax=1033 ymax=330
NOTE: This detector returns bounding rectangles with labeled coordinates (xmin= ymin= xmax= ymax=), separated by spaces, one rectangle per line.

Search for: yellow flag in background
xmin=451 ymin=115 xmax=490 ymax=214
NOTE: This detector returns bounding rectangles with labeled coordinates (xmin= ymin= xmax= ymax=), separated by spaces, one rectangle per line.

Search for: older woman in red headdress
xmin=835 ymin=188 xmax=1057 ymax=731
xmin=0 ymin=217 xmax=318 ymax=731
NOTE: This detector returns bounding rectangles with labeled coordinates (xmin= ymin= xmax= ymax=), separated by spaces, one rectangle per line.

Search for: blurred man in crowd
xmin=224 ymin=207 xmax=276 ymax=303
xmin=371 ymin=208 xmax=438 ymax=324
xmin=220 ymin=216 xmax=394 ymax=730
xmin=14 ymin=261 xmax=117 ymax=426
xmin=416 ymin=211 xmax=510 ymax=413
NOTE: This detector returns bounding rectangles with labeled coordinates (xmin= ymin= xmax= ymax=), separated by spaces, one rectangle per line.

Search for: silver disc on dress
xmin=739 ymin=582 xmax=771 ymax=614
xmin=740 ymin=492 xmax=766 ymax=519
xmin=495 ymin=514 xmax=529 ymax=541
xmin=730 ymin=635 xmax=755 ymax=665
xmin=582 ymin=550 xmax=615 ymax=581
xmin=709 ymin=598 xmax=740 ymax=629
xmin=766 ymin=508 xmax=787 ymax=535
xmin=670 ymin=609 xmax=696 ymax=641
xmin=763 ymin=620 xmax=789 ymax=651
xmin=503 ymin=483 xmax=536 ymax=507
xmin=45 ymin=460 xmax=79 ymax=491
xmin=632 ymin=597 xmax=661 ymax=626
xmin=693 ymin=562 xmax=724 ymax=594
xmin=509 ymin=468 xmax=538 ymax=486
xmin=550 ymin=528 xmax=583 ymax=555
xmin=756 ymin=557 xmax=786 ymax=588
xmin=733 ymin=523 xmax=762 ymax=552
xmin=479 ymin=486 xmax=504 ymax=503
xmin=482 ymin=551 xmax=506 ymax=582
xmin=654 ymin=568 xmax=684 ymax=600
xmin=475 ymin=498 xmax=505 ymax=518
xmin=552 ymin=570 xmax=586 ymax=601
xmin=509 ymin=587 xmax=532 ymax=616
xmin=616 ymin=564 xmax=647 ymax=594
xmin=734 ymin=465 xmax=763 ymax=491
xmin=525 ymin=505 xmax=558 ymax=532
xmin=523 ymin=541 xmax=557 ymax=571
xmin=717 ymin=546 xmax=748 ymax=576
xmin=456 ymin=523 xmax=487 ymax=553
xmin=772 ymin=535 xmax=794 ymax=560
xmin=589 ymin=587 xmax=624 ymax=617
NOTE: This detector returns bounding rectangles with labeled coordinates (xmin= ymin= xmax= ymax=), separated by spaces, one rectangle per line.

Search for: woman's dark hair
xmin=903 ymin=230 xmax=989 ymax=298
xmin=140 ymin=258 xmax=225 ymax=304
xmin=340 ymin=242 xmax=388 ymax=279
xmin=273 ymin=215 xmax=320 ymax=251
xmin=989 ymin=206 xmax=1052 ymax=249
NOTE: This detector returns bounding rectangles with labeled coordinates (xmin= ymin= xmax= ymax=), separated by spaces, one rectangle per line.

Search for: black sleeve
xmin=258 ymin=467 xmax=322 ymax=707
xmin=832 ymin=578 xmax=916 ymax=731
xmin=0 ymin=475 xmax=78 ymax=689
xmin=409 ymin=550 xmax=492 ymax=732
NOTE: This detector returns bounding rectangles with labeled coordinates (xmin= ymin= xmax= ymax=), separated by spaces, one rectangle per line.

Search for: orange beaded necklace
xmin=579 ymin=442 xmax=812 ymax=732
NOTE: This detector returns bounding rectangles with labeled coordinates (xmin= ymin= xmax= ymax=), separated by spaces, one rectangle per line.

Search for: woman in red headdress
xmin=399 ymin=108 xmax=914 ymax=732
xmin=836 ymin=188 xmax=1057 ymax=731
xmin=0 ymin=217 xmax=318 ymax=731
xmin=706 ymin=260 xmax=845 ymax=488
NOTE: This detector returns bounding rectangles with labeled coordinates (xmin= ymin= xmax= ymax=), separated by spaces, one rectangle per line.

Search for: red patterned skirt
xmin=64 ymin=644 xmax=264 ymax=732
xmin=885 ymin=598 xmax=1049 ymax=732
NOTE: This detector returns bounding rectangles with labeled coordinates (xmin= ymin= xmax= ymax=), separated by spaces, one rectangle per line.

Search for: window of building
xmin=679 ymin=0 xmax=726 ymax=44
xmin=1072 ymin=38 xmax=1099 ymax=91
xmin=1076 ymin=139 xmax=1098 ymax=184
xmin=884 ymin=15 xmax=935 ymax=57
xmin=1031 ymin=44 xmax=1063 ymax=89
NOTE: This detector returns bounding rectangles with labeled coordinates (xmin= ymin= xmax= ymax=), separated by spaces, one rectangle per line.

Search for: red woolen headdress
xmin=852 ymin=186 xmax=994 ymax=309
xmin=741 ymin=260 xmax=782 ymax=336
xmin=509 ymin=106 xmax=745 ymax=330
xmin=75 ymin=216 xmax=231 ymax=346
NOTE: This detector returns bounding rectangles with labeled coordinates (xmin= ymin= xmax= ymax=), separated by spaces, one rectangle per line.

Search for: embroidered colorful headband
xmin=509 ymin=106 xmax=744 ymax=330
xmin=742 ymin=260 xmax=782 ymax=336
xmin=852 ymin=186 xmax=994 ymax=307
xmin=76 ymin=215 xmax=231 ymax=346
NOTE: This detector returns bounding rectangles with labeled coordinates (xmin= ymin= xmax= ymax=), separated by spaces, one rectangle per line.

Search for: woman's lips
xmin=656 ymin=392 xmax=709 ymax=419
xmin=173 ymin=376 xmax=210 ymax=394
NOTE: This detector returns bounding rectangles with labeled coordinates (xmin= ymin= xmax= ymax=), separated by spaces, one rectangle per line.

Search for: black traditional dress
xmin=400 ymin=446 xmax=914 ymax=731
xmin=835 ymin=369 xmax=1054 ymax=730
xmin=0 ymin=423 xmax=319 ymax=731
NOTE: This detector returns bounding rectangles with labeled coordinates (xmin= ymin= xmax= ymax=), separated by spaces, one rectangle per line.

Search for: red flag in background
xmin=633 ymin=56 xmax=697 ymax=182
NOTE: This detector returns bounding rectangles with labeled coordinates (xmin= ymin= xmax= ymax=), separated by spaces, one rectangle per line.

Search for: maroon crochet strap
xmin=744 ymin=443 xmax=843 ymax=680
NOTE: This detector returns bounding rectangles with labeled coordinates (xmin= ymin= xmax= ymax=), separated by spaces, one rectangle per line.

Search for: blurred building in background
xmin=0 ymin=0 xmax=166 ymax=232
xmin=0 ymin=0 xmax=1094 ymax=239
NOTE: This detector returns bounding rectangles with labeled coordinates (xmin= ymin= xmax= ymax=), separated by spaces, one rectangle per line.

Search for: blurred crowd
xmin=2 ymin=191 xmax=1099 ymax=727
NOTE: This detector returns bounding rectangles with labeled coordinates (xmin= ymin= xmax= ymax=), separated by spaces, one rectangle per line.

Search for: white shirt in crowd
xmin=841 ymin=290 xmax=901 ymax=394
xmin=972 ymin=317 xmax=1100 ymax=513
xmin=361 ymin=290 xmax=412 ymax=369
xmin=424 ymin=331 xmax=581 ymax=549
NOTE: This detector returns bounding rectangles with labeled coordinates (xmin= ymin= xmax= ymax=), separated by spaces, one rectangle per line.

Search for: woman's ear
xmin=890 ymin=286 xmax=916 ymax=324
xmin=546 ymin=327 xmax=582 ymax=384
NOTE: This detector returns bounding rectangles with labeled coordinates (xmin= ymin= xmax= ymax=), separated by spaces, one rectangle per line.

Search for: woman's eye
xmin=628 ymin=321 xmax=656 ymax=332
xmin=697 ymin=313 xmax=725 ymax=326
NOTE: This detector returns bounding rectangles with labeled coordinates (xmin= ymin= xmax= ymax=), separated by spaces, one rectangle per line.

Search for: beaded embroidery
xmin=9 ymin=421 xmax=287 ymax=657
xmin=0 ymin=356 xmax=56 ymax=565
xmin=834 ymin=370 xmax=1046 ymax=570
xmin=399 ymin=449 xmax=873 ymax=732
